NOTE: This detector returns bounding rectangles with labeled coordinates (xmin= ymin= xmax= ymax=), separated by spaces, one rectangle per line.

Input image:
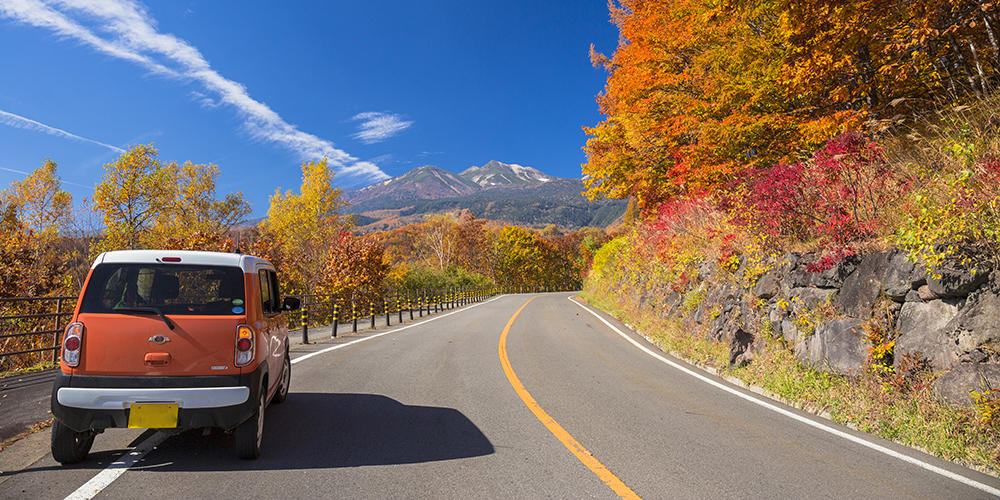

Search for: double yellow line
xmin=497 ymin=296 xmax=641 ymax=500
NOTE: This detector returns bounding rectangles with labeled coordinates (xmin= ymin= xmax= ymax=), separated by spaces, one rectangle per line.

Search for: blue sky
xmin=0 ymin=1 xmax=617 ymax=217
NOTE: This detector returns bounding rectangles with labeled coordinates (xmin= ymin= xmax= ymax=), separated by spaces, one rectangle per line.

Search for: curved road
xmin=1 ymin=293 xmax=998 ymax=499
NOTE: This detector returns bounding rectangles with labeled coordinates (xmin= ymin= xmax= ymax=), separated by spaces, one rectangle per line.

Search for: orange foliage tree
xmin=585 ymin=0 xmax=1000 ymax=212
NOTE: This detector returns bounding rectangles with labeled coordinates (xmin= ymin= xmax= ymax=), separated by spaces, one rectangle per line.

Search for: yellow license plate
xmin=128 ymin=403 xmax=178 ymax=429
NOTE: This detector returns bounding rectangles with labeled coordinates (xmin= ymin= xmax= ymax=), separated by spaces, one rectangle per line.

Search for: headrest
xmin=153 ymin=274 xmax=180 ymax=301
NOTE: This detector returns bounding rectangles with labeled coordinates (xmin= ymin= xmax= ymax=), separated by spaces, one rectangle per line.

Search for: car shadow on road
xmin=133 ymin=392 xmax=495 ymax=471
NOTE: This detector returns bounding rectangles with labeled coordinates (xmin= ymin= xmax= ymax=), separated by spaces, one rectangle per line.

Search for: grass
xmin=0 ymin=361 xmax=58 ymax=379
xmin=579 ymin=289 xmax=729 ymax=370
xmin=581 ymin=283 xmax=1000 ymax=474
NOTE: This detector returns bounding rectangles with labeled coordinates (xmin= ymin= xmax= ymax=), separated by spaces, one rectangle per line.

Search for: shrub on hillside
xmin=731 ymin=131 xmax=907 ymax=252
xmin=895 ymin=113 xmax=1000 ymax=271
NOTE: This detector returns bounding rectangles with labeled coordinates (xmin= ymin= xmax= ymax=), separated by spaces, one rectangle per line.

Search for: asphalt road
xmin=1 ymin=293 xmax=998 ymax=499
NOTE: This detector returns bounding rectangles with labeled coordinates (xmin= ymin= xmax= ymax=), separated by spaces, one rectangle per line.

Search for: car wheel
xmin=273 ymin=354 xmax=290 ymax=404
xmin=51 ymin=419 xmax=94 ymax=464
xmin=235 ymin=380 xmax=266 ymax=459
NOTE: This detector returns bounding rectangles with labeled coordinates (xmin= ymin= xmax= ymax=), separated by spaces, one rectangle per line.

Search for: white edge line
xmin=64 ymin=431 xmax=168 ymax=500
xmin=64 ymin=295 xmax=505 ymax=500
xmin=291 ymin=295 xmax=505 ymax=365
xmin=568 ymin=296 xmax=1000 ymax=498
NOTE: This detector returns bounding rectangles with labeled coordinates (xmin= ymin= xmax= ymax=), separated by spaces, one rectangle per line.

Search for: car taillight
xmin=234 ymin=324 xmax=254 ymax=367
xmin=63 ymin=322 xmax=84 ymax=367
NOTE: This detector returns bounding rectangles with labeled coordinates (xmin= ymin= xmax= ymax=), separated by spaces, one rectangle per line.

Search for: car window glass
xmin=268 ymin=271 xmax=281 ymax=312
xmin=259 ymin=270 xmax=273 ymax=315
xmin=81 ymin=264 xmax=246 ymax=315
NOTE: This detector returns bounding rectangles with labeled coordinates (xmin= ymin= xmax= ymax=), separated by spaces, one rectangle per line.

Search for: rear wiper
xmin=112 ymin=306 xmax=175 ymax=330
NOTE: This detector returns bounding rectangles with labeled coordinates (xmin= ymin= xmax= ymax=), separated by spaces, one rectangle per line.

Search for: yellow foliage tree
xmin=2 ymin=159 xmax=72 ymax=238
xmin=92 ymin=145 xmax=172 ymax=251
xmin=152 ymin=161 xmax=251 ymax=250
xmin=261 ymin=158 xmax=347 ymax=295
xmin=416 ymin=213 xmax=459 ymax=270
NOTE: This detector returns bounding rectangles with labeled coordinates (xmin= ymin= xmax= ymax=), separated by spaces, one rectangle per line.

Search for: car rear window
xmin=80 ymin=264 xmax=246 ymax=315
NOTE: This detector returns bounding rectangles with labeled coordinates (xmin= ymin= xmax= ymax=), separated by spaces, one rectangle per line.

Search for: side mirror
xmin=282 ymin=296 xmax=301 ymax=311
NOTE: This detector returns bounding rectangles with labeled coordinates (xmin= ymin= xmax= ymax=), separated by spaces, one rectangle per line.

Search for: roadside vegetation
xmin=581 ymin=0 xmax=1000 ymax=472
xmin=0 ymin=146 xmax=610 ymax=371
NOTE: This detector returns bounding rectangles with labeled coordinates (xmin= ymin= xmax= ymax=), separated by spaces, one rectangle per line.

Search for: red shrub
xmin=733 ymin=131 xmax=906 ymax=251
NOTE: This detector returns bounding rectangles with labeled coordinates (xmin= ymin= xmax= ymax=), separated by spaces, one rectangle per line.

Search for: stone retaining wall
xmin=634 ymin=249 xmax=1000 ymax=406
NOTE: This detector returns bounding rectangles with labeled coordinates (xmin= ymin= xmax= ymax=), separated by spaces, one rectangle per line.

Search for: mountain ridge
xmin=343 ymin=161 xmax=626 ymax=231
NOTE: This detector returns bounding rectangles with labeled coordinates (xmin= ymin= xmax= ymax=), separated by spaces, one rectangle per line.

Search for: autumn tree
xmin=453 ymin=211 xmax=492 ymax=276
xmin=0 ymin=201 xmax=67 ymax=298
xmin=323 ymin=232 xmax=390 ymax=296
xmin=491 ymin=226 xmax=546 ymax=289
xmin=584 ymin=0 xmax=796 ymax=210
xmin=152 ymin=161 xmax=250 ymax=250
xmin=2 ymin=159 xmax=72 ymax=238
xmin=0 ymin=160 xmax=75 ymax=295
xmin=92 ymin=145 xmax=172 ymax=251
xmin=261 ymin=158 xmax=347 ymax=295
xmin=416 ymin=213 xmax=459 ymax=270
xmin=93 ymin=145 xmax=251 ymax=252
xmin=585 ymin=0 xmax=999 ymax=213
xmin=773 ymin=0 xmax=999 ymax=131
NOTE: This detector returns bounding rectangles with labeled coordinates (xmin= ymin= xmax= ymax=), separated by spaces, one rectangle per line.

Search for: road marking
xmin=62 ymin=296 xmax=504 ymax=500
xmin=292 ymin=295 xmax=504 ymax=365
xmin=569 ymin=297 xmax=1000 ymax=498
xmin=499 ymin=296 xmax=642 ymax=500
xmin=64 ymin=431 xmax=168 ymax=500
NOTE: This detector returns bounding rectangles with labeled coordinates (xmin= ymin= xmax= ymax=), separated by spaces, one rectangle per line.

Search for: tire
xmin=273 ymin=354 xmax=290 ymax=405
xmin=235 ymin=380 xmax=266 ymax=459
xmin=51 ymin=419 xmax=94 ymax=464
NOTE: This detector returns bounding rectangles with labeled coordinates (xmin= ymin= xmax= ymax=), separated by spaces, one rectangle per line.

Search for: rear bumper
xmin=57 ymin=386 xmax=249 ymax=409
xmin=51 ymin=366 xmax=266 ymax=432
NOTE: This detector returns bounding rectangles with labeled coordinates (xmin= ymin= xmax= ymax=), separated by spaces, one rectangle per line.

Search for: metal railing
xmin=0 ymin=296 xmax=77 ymax=371
xmin=290 ymin=286 xmax=500 ymax=344
xmin=0 ymin=284 xmax=574 ymax=369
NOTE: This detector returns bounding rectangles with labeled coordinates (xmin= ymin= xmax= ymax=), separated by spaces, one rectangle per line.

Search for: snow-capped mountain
xmin=342 ymin=161 xmax=626 ymax=230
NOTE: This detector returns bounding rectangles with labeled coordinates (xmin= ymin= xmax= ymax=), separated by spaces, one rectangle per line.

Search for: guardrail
xmin=0 ymin=284 xmax=571 ymax=371
xmin=291 ymin=286 xmax=501 ymax=344
xmin=0 ymin=296 xmax=77 ymax=371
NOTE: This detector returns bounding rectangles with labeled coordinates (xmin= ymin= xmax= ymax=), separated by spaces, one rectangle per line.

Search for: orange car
xmin=50 ymin=250 xmax=298 ymax=463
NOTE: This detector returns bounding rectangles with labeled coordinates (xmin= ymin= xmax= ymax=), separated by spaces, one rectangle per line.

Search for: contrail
xmin=0 ymin=109 xmax=125 ymax=153
xmin=0 ymin=165 xmax=96 ymax=189
xmin=0 ymin=0 xmax=390 ymax=182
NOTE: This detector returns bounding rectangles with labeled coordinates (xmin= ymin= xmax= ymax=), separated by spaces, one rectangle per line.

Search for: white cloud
xmin=352 ymin=112 xmax=413 ymax=144
xmin=0 ymin=0 xmax=389 ymax=182
xmin=0 ymin=108 xmax=125 ymax=153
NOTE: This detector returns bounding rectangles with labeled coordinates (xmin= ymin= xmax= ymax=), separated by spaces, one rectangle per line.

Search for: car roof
xmin=91 ymin=250 xmax=273 ymax=273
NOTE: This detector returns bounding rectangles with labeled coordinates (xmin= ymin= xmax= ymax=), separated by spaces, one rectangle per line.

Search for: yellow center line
xmin=498 ymin=296 xmax=642 ymax=500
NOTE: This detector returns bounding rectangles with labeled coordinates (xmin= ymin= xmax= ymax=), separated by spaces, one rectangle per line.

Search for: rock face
xmin=927 ymin=265 xmax=989 ymax=298
xmin=933 ymin=363 xmax=1000 ymax=406
xmin=789 ymin=287 xmax=836 ymax=311
xmin=894 ymin=299 xmax=960 ymax=370
xmin=798 ymin=319 xmax=867 ymax=375
xmin=835 ymin=252 xmax=888 ymax=318
xmin=753 ymin=271 xmax=780 ymax=300
xmin=788 ymin=256 xmax=858 ymax=289
xmin=883 ymin=250 xmax=919 ymax=301
xmin=626 ymin=246 xmax=998 ymax=404
xmin=945 ymin=291 xmax=1000 ymax=358
xmin=729 ymin=328 xmax=755 ymax=368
